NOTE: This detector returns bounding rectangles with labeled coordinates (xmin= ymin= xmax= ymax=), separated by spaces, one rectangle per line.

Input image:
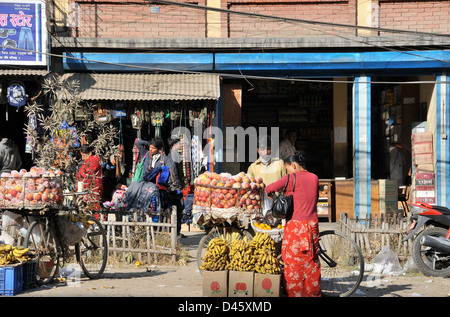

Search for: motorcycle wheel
xmin=412 ymin=227 xmax=450 ymax=277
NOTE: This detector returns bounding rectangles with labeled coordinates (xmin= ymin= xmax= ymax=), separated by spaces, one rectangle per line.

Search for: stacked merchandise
xmin=192 ymin=171 xmax=264 ymax=226
xmin=0 ymin=168 xmax=64 ymax=208
xmin=411 ymin=132 xmax=435 ymax=204
xmin=378 ymin=179 xmax=398 ymax=216
xmin=200 ymin=233 xmax=282 ymax=297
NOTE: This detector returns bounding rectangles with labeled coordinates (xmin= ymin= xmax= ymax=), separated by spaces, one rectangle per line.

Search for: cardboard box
xmin=379 ymin=195 xmax=398 ymax=212
xmin=415 ymin=190 xmax=435 ymax=198
xmin=415 ymin=178 xmax=434 ymax=186
xmin=253 ymin=273 xmax=281 ymax=297
xmin=228 ymin=271 xmax=254 ymax=297
xmin=416 ymin=172 xmax=435 ymax=179
xmin=415 ymin=197 xmax=435 ymax=204
xmin=415 ymin=163 xmax=434 ymax=173
xmin=412 ymin=132 xmax=433 ymax=143
xmin=415 ymin=185 xmax=435 ymax=191
xmin=37 ymin=259 xmax=58 ymax=279
xmin=414 ymin=153 xmax=433 ymax=165
xmin=202 ymin=270 xmax=228 ymax=297
xmin=378 ymin=179 xmax=398 ymax=196
xmin=413 ymin=141 xmax=432 ymax=154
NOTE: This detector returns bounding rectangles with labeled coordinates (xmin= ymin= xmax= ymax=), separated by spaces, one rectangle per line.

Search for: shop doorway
xmin=241 ymin=79 xmax=334 ymax=179
xmin=371 ymin=77 xmax=430 ymax=186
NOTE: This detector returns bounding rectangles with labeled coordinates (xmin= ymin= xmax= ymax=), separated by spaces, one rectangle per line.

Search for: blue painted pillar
xmin=353 ymin=76 xmax=371 ymax=218
xmin=434 ymin=73 xmax=450 ymax=207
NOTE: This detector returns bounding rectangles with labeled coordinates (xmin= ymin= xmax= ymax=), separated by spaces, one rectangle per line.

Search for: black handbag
xmin=271 ymin=173 xmax=296 ymax=220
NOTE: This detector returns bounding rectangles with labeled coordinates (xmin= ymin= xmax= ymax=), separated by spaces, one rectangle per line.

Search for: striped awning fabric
xmin=59 ymin=72 xmax=221 ymax=101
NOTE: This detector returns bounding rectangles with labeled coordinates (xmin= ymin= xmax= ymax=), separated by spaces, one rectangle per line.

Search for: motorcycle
xmin=403 ymin=201 xmax=450 ymax=277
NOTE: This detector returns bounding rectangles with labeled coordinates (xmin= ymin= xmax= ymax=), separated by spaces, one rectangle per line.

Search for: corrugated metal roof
xmin=59 ymin=73 xmax=221 ymax=101
xmin=0 ymin=69 xmax=48 ymax=76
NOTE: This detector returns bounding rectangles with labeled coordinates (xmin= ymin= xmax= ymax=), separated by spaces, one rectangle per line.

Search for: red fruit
xmin=42 ymin=193 xmax=50 ymax=202
xmin=26 ymin=193 xmax=33 ymax=201
xmin=33 ymin=193 xmax=42 ymax=201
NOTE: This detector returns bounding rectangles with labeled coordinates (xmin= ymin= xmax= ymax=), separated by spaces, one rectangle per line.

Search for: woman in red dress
xmin=76 ymin=145 xmax=103 ymax=210
xmin=265 ymin=151 xmax=321 ymax=297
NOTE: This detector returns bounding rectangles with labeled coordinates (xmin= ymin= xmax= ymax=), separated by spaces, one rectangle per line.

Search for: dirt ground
xmin=15 ymin=224 xmax=450 ymax=298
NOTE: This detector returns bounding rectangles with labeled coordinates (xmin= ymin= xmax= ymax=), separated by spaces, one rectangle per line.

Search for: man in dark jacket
xmin=0 ymin=132 xmax=22 ymax=174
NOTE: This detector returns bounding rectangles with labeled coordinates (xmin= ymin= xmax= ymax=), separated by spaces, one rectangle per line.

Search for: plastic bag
xmin=1 ymin=211 xmax=24 ymax=227
xmin=56 ymin=215 xmax=87 ymax=247
xmin=370 ymin=246 xmax=405 ymax=275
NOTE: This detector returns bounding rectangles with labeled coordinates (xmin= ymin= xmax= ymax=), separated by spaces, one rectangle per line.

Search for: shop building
xmin=0 ymin=0 xmax=49 ymax=169
xmin=44 ymin=0 xmax=450 ymax=219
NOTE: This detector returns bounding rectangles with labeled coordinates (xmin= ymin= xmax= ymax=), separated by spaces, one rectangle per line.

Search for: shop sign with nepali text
xmin=0 ymin=0 xmax=47 ymax=65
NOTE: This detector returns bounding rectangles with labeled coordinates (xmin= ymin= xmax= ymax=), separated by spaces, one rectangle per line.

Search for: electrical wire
xmin=150 ymin=0 xmax=450 ymax=38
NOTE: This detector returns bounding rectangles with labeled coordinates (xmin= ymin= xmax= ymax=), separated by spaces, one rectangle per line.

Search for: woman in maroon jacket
xmin=265 ymin=151 xmax=321 ymax=297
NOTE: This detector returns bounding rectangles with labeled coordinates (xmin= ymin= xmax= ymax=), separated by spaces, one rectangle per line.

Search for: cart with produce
xmin=193 ymin=171 xmax=285 ymax=270
xmin=0 ymin=167 xmax=107 ymax=291
xmin=194 ymin=171 xmax=366 ymax=298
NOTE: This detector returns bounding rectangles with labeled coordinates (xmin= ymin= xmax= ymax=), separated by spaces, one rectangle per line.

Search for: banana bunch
xmin=0 ymin=244 xmax=31 ymax=265
xmin=69 ymin=213 xmax=95 ymax=228
xmin=251 ymin=232 xmax=282 ymax=274
xmin=199 ymin=237 xmax=229 ymax=271
xmin=226 ymin=240 xmax=256 ymax=272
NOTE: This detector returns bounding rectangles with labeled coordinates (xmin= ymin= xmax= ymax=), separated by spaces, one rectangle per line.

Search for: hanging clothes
xmin=191 ymin=133 xmax=201 ymax=179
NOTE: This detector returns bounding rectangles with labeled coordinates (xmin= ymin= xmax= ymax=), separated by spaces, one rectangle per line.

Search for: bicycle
xmin=318 ymin=230 xmax=364 ymax=297
xmin=22 ymin=191 xmax=108 ymax=285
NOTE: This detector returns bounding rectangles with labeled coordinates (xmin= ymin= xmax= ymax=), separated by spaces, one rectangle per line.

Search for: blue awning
xmin=63 ymin=50 xmax=450 ymax=76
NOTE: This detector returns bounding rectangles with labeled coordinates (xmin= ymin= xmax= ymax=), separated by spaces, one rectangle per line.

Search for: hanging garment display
xmin=51 ymin=121 xmax=80 ymax=149
xmin=25 ymin=113 xmax=37 ymax=156
xmin=74 ymin=104 xmax=90 ymax=121
xmin=131 ymin=106 xmax=144 ymax=129
xmin=151 ymin=110 xmax=164 ymax=138
xmin=191 ymin=124 xmax=202 ymax=179
xmin=112 ymin=101 xmax=127 ymax=119
xmin=180 ymin=133 xmax=191 ymax=186
xmin=116 ymin=118 xmax=125 ymax=177
xmin=94 ymin=103 xmax=112 ymax=124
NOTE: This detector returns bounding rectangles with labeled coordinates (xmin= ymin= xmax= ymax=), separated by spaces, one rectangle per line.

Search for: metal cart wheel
xmin=319 ymin=230 xmax=364 ymax=297
xmin=75 ymin=215 xmax=108 ymax=279
xmin=24 ymin=218 xmax=60 ymax=285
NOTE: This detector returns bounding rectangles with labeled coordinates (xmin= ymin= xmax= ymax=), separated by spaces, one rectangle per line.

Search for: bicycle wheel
xmin=197 ymin=226 xmax=253 ymax=270
xmin=75 ymin=216 xmax=108 ymax=279
xmin=319 ymin=230 xmax=364 ymax=297
xmin=24 ymin=219 xmax=60 ymax=285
